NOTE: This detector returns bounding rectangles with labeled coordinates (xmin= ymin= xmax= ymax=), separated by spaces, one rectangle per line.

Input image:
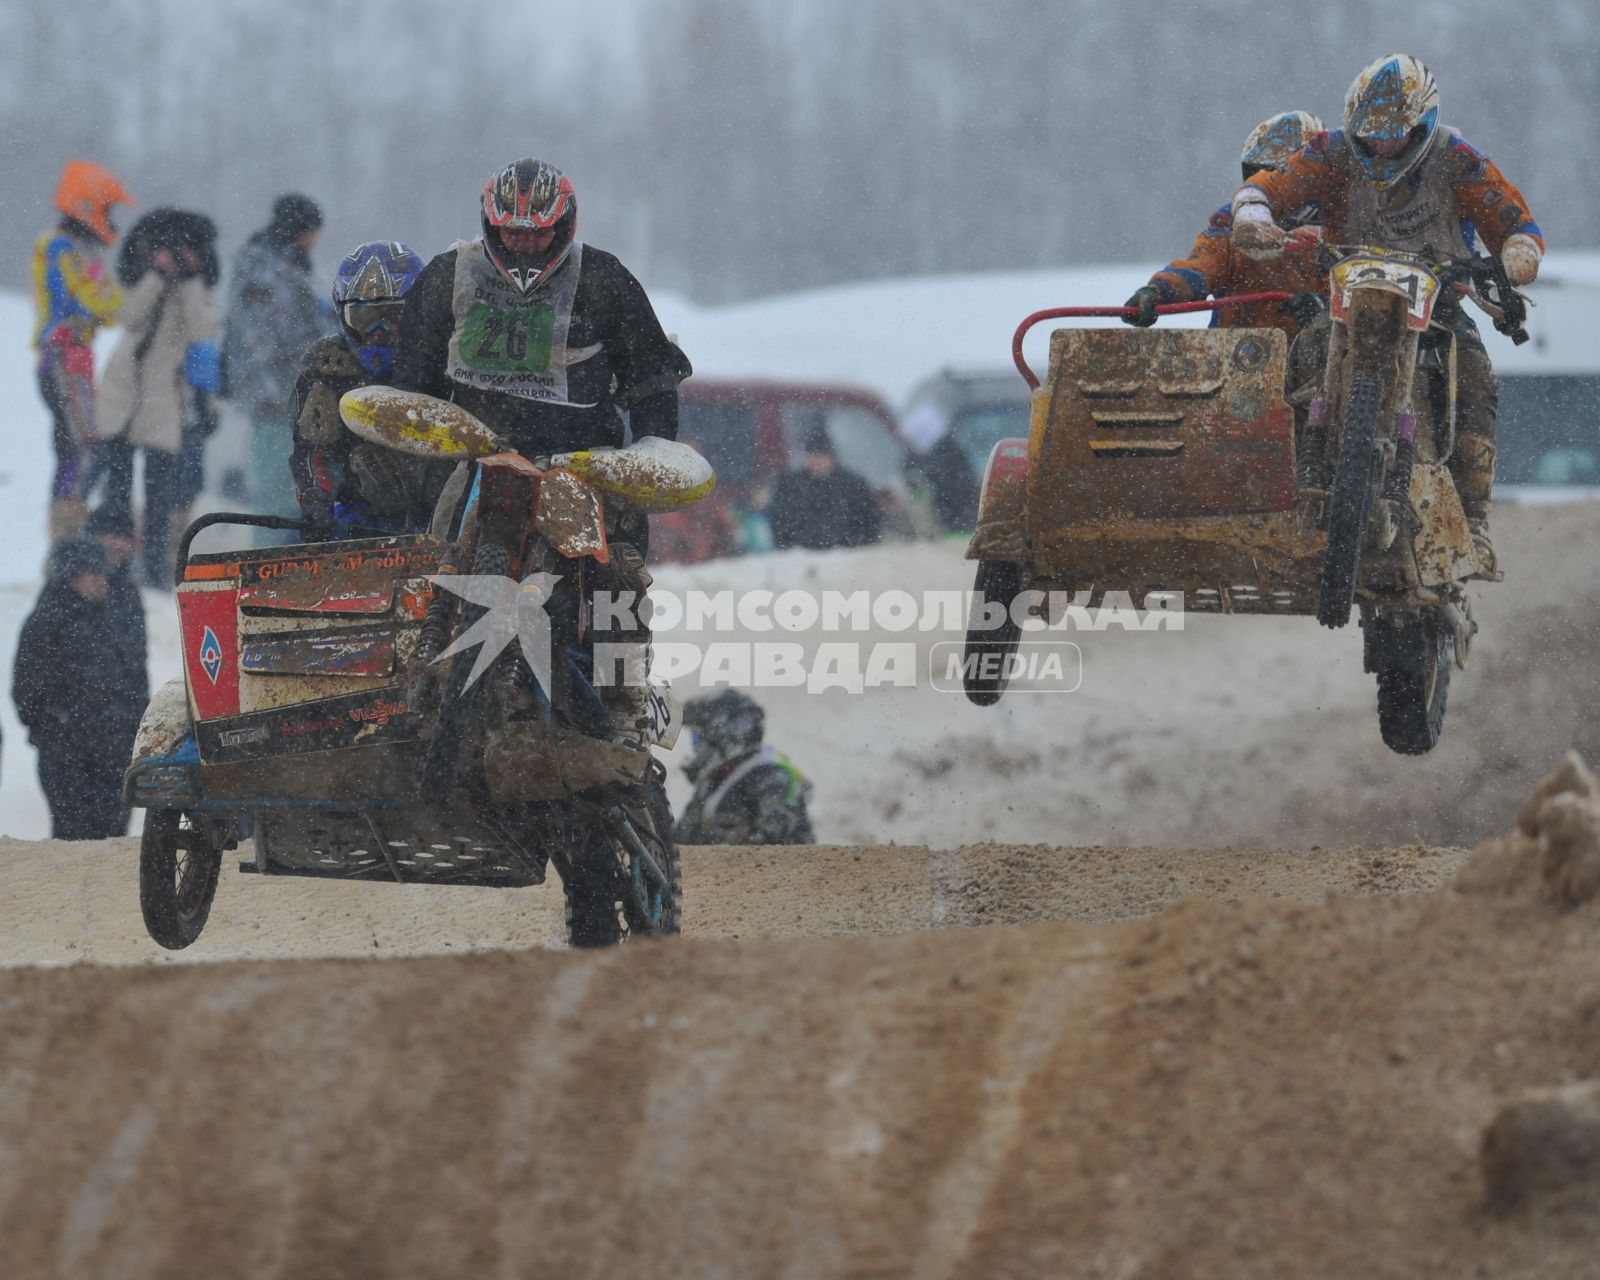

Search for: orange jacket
xmin=1151 ymin=209 xmax=1326 ymax=337
xmin=1240 ymin=127 xmax=1543 ymax=257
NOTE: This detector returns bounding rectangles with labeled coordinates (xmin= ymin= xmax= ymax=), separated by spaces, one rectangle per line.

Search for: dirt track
xmin=2 ymin=823 xmax=1598 ymax=1279
xmin=0 ymin=835 xmax=1466 ymax=966
xmin=4 ymin=503 xmax=1600 ymax=1275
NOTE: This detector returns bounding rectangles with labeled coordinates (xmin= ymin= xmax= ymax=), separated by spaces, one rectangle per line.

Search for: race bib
xmin=446 ymin=240 xmax=586 ymax=404
xmin=458 ymin=302 xmax=555 ymax=373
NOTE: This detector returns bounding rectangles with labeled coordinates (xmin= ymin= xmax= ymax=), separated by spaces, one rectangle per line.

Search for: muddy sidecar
xmin=964 ymin=317 xmax=1485 ymax=753
xmin=124 ymin=520 xmax=547 ymax=949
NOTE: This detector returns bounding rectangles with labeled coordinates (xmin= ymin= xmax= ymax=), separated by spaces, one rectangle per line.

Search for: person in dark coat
xmin=220 ymin=193 xmax=336 ymax=524
xmin=13 ymin=535 xmax=146 ymax=839
xmin=86 ymin=503 xmax=150 ymax=731
xmin=767 ymin=419 xmax=884 ymax=551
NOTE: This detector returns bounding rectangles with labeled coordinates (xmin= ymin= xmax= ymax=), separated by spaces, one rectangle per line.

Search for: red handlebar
xmin=1011 ymin=292 xmax=1296 ymax=388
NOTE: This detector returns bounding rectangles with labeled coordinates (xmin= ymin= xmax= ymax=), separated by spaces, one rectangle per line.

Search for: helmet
xmin=1240 ymin=111 xmax=1323 ymax=181
xmin=55 ymin=160 xmax=135 ymax=245
xmin=480 ymin=158 xmax=577 ymax=293
xmin=1344 ymin=54 xmax=1441 ymax=190
xmin=682 ymin=689 xmax=765 ymax=783
xmin=331 ymin=241 xmax=425 ymax=377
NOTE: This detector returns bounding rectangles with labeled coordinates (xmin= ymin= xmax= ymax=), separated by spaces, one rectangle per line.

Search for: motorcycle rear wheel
xmin=1317 ymin=371 xmax=1384 ymax=629
xmin=1366 ymin=608 xmax=1453 ymax=755
xmin=139 ymin=809 xmax=224 ymax=950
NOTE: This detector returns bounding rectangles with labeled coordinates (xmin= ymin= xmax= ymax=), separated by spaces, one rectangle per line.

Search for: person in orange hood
xmin=1124 ymin=111 xmax=1327 ymax=338
xmin=31 ymin=160 xmax=136 ymax=536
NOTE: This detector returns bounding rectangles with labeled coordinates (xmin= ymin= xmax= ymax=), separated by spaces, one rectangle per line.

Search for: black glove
xmin=1122 ymin=286 xmax=1161 ymax=328
xmin=1282 ymin=292 xmax=1326 ymax=329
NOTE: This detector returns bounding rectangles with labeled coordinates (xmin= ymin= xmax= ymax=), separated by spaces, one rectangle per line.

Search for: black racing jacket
xmin=392 ymin=243 xmax=690 ymax=459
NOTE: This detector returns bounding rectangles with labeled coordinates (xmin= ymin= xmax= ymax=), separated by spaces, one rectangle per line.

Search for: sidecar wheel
xmin=139 ymin=809 xmax=224 ymax=950
xmin=963 ymin=559 xmax=1023 ymax=706
xmin=1367 ymin=608 xmax=1453 ymax=755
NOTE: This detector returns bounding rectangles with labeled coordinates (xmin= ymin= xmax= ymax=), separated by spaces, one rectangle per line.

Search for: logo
xmin=429 ymin=571 xmax=562 ymax=694
xmin=1232 ymin=336 xmax=1268 ymax=372
xmin=198 ymin=626 xmax=223 ymax=685
xmin=217 ymin=723 xmax=269 ymax=749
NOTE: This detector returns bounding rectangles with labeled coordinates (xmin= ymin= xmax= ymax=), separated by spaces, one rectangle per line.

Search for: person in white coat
xmin=92 ymin=208 xmax=221 ymax=586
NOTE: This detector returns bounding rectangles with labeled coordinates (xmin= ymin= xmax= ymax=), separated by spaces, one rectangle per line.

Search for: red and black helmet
xmin=480 ymin=158 xmax=577 ymax=292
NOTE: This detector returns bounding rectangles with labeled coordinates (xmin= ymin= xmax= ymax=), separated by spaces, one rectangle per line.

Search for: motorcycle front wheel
xmin=556 ymin=778 xmax=681 ymax=948
xmin=1317 ymin=370 xmax=1384 ymax=629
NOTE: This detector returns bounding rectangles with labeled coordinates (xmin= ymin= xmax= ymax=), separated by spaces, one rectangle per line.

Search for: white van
xmin=1490 ymin=251 xmax=1600 ymax=501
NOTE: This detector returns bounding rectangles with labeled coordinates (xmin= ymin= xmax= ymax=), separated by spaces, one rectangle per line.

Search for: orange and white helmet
xmin=1240 ymin=111 xmax=1323 ymax=181
xmin=54 ymin=160 xmax=135 ymax=245
xmin=1344 ymin=54 xmax=1441 ymax=190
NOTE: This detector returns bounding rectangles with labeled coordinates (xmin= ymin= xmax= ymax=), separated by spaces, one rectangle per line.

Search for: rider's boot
xmin=1455 ymin=433 xmax=1499 ymax=581
xmin=1449 ymin=331 xmax=1502 ymax=581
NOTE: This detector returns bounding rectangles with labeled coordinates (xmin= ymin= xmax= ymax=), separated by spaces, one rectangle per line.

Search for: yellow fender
xmin=339 ymin=386 xmax=503 ymax=460
xmin=552 ymin=436 xmax=717 ymax=514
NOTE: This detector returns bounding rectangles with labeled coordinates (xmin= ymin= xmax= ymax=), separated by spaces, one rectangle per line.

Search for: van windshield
xmin=1496 ymin=375 xmax=1600 ymax=486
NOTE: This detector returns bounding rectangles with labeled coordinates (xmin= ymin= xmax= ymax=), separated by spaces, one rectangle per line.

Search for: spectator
xmin=31 ymin=161 xmax=135 ymax=539
xmin=13 ymin=536 xmax=145 ymax=839
xmin=220 ymin=193 xmax=336 ymax=525
xmin=86 ymin=504 xmax=150 ymax=739
xmin=675 ymin=690 xmax=814 ymax=845
xmin=767 ymin=420 xmax=883 ymax=550
xmin=93 ymin=208 xmax=221 ymax=587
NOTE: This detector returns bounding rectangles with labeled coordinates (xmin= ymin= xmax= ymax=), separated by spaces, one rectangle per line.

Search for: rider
xmin=32 ymin=161 xmax=136 ymax=536
xmin=392 ymin=158 xmax=692 ymax=737
xmin=393 ymin=157 xmax=691 ymax=468
xmin=1123 ymin=111 xmax=1327 ymax=337
xmin=674 ymin=690 xmax=815 ymax=846
xmin=289 ymin=240 xmax=443 ymax=537
xmin=1228 ymin=55 xmax=1544 ymax=575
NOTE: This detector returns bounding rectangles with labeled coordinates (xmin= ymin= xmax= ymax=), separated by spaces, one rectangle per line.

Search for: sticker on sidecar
xmin=239 ymin=544 xmax=445 ymax=614
xmin=195 ymin=687 xmax=420 ymax=764
xmin=179 ymin=583 xmax=241 ymax=720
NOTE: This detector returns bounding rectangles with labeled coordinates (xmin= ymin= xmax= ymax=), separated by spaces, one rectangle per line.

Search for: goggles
xmin=341 ymin=299 xmax=405 ymax=338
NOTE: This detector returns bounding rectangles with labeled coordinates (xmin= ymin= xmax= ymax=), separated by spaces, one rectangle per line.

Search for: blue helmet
xmin=331 ymin=240 xmax=425 ymax=376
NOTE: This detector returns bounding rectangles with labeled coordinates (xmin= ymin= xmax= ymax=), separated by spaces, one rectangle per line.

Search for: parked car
xmin=651 ymin=378 xmax=923 ymax=563
xmin=899 ymin=368 xmax=1033 ymax=531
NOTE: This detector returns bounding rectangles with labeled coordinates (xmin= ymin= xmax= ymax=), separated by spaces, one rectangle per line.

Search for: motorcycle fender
xmin=965 ymin=436 xmax=1030 ymax=563
xmin=1409 ymin=461 xmax=1480 ymax=586
xmin=131 ymin=680 xmax=193 ymax=766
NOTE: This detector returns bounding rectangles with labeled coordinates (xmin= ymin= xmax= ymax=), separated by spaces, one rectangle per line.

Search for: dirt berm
xmin=5 ymin=769 xmax=1600 ymax=1278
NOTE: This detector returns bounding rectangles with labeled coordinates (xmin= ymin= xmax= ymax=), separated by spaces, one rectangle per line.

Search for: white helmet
xmin=1344 ymin=54 xmax=1441 ymax=190
xmin=1240 ymin=111 xmax=1323 ymax=181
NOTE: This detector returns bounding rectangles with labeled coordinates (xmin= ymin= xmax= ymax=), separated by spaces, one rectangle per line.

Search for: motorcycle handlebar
xmin=1317 ymin=245 xmax=1530 ymax=346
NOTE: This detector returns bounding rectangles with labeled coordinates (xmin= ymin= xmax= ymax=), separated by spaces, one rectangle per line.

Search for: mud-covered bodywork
xmin=969 ymin=326 xmax=1476 ymax=615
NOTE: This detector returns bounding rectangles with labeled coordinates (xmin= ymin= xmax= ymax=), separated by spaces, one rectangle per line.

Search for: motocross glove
xmin=1122 ymin=287 xmax=1161 ymax=328
xmin=1282 ymin=292 xmax=1326 ymax=329
xmin=1501 ymin=234 xmax=1542 ymax=287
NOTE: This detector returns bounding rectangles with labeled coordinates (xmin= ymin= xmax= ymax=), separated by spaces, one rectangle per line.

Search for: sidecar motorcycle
xmin=964 ymin=251 xmax=1528 ymax=755
xmin=124 ymin=390 xmax=713 ymax=951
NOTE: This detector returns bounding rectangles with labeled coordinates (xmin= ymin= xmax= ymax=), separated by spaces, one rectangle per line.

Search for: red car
xmin=652 ymin=377 xmax=920 ymax=563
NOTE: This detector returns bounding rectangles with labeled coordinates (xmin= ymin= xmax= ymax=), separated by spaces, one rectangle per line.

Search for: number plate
xmin=1330 ymin=254 xmax=1441 ymax=330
